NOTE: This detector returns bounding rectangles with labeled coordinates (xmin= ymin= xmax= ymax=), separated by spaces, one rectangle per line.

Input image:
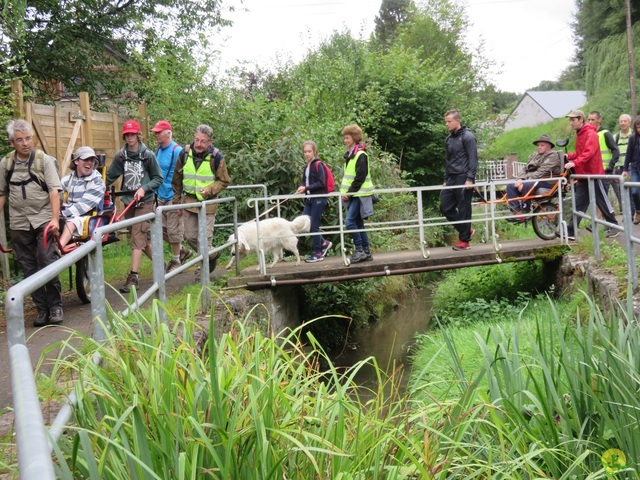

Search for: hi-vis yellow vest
xmin=183 ymin=150 xmax=215 ymax=201
xmin=598 ymin=129 xmax=612 ymax=167
xmin=339 ymin=150 xmax=374 ymax=196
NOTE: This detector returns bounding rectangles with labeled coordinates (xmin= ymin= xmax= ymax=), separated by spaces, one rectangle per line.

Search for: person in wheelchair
xmin=59 ymin=146 xmax=106 ymax=247
xmin=506 ymin=134 xmax=563 ymax=222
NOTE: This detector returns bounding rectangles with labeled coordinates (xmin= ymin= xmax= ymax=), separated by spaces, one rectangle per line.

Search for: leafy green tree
xmin=0 ymin=0 xmax=228 ymax=104
xmin=373 ymin=0 xmax=415 ymax=47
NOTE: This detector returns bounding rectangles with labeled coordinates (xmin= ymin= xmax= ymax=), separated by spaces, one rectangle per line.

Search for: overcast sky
xmin=215 ymin=0 xmax=577 ymax=94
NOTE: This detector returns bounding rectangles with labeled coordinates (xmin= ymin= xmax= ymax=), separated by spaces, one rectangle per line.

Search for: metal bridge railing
xmin=6 ymin=196 xmax=238 ymax=479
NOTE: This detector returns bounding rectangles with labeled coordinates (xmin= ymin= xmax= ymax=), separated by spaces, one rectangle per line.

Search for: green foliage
xmin=430 ymin=260 xmax=551 ymax=327
xmin=373 ymin=0 xmax=416 ymax=47
xmin=584 ymin=23 xmax=640 ymax=122
xmin=1 ymin=0 xmax=228 ymax=104
xmin=482 ymin=117 xmax=574 ymax=161
xmin=410 ymin=290 xmax=640 ymax=477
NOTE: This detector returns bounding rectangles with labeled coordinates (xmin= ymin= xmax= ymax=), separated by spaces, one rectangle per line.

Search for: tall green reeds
xmin=38 ymin=292 xmax=640 ymax=478
xmin=411 ymin=293 xmax=640 ymax=478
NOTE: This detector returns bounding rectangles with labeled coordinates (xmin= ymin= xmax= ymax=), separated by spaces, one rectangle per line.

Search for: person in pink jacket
xmin=562 ymin=110 xmax=619 ymax=240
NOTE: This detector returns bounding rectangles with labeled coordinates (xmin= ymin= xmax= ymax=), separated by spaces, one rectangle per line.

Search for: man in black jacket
xmin=439 ymin=109 xmax=478 ymax=250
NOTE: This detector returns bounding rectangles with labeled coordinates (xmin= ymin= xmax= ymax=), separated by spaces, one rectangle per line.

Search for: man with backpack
xmin=0 ymin=119 xmax=64 ymax=327
xmin=106 ymin=120 xmax=163 ymax=293
xmin=151 ymin=120 xmax=192 ymax=273
xmin=171 ymin=124 xmax=230 ymax=282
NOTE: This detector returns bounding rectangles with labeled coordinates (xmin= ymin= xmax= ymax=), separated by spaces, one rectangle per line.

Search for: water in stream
xmin=329 ymin=288 xmax=434 ymax=391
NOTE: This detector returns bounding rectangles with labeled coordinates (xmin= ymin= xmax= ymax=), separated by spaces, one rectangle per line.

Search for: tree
xmin=373 ymin=0 xmax=415 ymax=47
xmin=0 ymin=0 xmax=229 ymax=104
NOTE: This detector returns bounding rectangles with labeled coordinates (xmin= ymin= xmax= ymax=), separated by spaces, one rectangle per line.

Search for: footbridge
xmin=226 ymin=237 xmax=564 ymax=289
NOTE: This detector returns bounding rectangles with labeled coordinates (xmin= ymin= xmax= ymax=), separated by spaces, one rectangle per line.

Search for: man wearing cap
xmin=150 ymin=120 xmax=191 ymax=273
xmin=0 ymin=119 xmax=64 ymax=327
xmin=172 ymin=124 xmax=230 ymax=282
xmin=506 ymin=134 xmax=563 ymax=222
xmin=59 ymin=146 xmax=106 ymax=247
xmin=106 ymin=119 xmax=163 ymax=292
xmin=563 ymin=110 xmax=619 ymax=240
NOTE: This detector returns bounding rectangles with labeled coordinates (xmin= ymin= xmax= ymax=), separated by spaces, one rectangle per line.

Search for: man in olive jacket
xmin=506 ymin=134 xmax=563 ymax=220
xmin=172 ymin=124 xmax=230 ymax=280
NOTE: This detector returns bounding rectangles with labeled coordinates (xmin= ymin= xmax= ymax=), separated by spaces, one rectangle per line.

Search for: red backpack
xmin=314 ymin=161 xmax=335 ymax=193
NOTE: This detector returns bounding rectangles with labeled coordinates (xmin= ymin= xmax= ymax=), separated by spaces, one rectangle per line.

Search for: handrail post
xmin=198 ymin=201 xmax=211 ymax=312
xmin=151 ymin=207 xmax=166 ymax=323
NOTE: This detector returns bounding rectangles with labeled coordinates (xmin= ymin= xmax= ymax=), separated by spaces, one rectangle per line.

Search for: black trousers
xmin=11 ymin=224 xmax=62 ymax=313
xmin=568 ymin=178 xmax=618 ymax=234
xmin=440 ymin=174 xmax=473 ymax=242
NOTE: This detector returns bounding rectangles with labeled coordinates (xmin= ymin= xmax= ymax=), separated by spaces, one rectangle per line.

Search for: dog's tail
xmin=290 ymin=215 xmax=311 ymax=233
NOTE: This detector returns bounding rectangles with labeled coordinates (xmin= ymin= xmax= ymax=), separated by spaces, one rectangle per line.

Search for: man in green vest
xmin=172 ymin=124 xmax=230 ymax=282
xmin=588 ymin=111 xmax=620 ymax=202
xmin=613 ymin=114 xmax=635 ymax=221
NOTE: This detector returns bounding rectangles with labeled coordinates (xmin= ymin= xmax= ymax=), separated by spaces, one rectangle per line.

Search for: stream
xmin=329 ymin=288 xmax=434 ymax=392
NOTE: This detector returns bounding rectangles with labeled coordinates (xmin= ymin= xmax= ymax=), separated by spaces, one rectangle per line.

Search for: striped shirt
xmin=60 ymin=169 xmax=106 ymax=217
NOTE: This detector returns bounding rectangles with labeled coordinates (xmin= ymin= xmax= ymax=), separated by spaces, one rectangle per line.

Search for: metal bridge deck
xmin=227 ymin=238 xmax=565 ymax=289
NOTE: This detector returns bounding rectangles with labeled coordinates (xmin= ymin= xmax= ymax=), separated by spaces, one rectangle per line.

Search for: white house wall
xmin=504 ymin=95 xmax=553 ymax=131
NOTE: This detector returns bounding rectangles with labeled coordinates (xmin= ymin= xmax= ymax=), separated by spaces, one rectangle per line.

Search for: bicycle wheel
xmin=76 ymin=256 xmax=91 ymax=304
xmin=532 ymin=202 xmax=559 ymax=240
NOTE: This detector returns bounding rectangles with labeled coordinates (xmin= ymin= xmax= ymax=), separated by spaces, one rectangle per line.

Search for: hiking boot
xmin=605 ymin=228 xmax=620 ymax=238
xmin=179 ymin=246 xmax=194 ymax=264
xmin=363 ymin=247 xmax=374 ymax=261
xmin=209 ymin=251 xmax=221 ymax=271
xmin=320 ymin=240 xmax=332 ymax=257
xmin=166 ymin=259 xmax=181 ymax=273
xmin=33 ymin=310 xmax=49 ymax=327
xmin=305 ymin=253 xmax=324 ymax=263
xmin=349 ymin=250 xmax=368 ymax=264
xmin=452 ymin=240 xmax=470 ymax=251
xmin=49 ymin=306 xmax=63 ymax=325
xmin=634 ymin=212 xmax=640 ymax=225
xmin=120 ymin=272 xmax=139 ymax=293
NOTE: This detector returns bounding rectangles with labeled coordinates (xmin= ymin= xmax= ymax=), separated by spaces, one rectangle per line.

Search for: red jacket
xmin=567 ymin=122 xmax=604 ymax=175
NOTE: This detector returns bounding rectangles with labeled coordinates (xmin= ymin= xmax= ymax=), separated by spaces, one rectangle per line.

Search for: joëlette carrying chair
xmin=44 ymin=155 xmax=123 ymax=254
xmin=475 ymin=138 xmax=571 ymax=240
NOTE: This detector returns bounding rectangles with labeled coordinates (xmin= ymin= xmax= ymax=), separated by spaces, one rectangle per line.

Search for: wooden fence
xmin=1 ymin=79 xmax=149 ymax=280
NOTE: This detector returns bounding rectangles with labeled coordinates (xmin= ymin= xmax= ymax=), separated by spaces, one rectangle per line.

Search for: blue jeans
xmin=302 ymin=197 xmax=328 ymax=254
xmin=630 ymin=169 xmax=640 ymax=211
xmin=345 ymin=197 xmax=369 ymax=249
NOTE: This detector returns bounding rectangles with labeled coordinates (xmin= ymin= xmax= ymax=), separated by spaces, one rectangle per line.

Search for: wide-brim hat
xmin=533 ymin=134 xmax=555 ymax=148
xmin=71 ymin=146 xmax=97 ymax=170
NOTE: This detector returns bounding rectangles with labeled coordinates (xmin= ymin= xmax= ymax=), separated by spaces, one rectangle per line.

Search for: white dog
xmin=225 ymin=215 xmax=311 ymax=270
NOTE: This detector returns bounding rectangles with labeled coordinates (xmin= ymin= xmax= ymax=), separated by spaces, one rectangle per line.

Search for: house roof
xmin=525 ymin=90 xmax=587 ymax=118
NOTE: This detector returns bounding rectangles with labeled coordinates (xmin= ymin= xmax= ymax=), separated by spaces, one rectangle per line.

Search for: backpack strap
xmin=7 ymin=150 xmax=49 ymax=199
